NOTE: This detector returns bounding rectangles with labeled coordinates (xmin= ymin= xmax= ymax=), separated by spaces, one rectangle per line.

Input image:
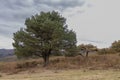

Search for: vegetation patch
xmin=0 ymin=74 xmax=2 ymax=77
xmin=0 ymin=54 xmax=120 ymax=74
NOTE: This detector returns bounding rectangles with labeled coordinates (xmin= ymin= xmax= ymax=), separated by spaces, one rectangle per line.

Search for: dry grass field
xmin=0 ymin=69 xmax=120 ymax=80
xmin=0 ymin=53 xmax=120 ymax=80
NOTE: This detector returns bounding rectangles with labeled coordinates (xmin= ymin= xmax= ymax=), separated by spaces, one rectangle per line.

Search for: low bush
xmin=0 ymin=74 xmax=2 ymax=77
xmin=16 ymin=61 xmax=40 ymax=69
xmin=0 ymin=54 xmax=120 ymax=74
xmin=97 ymin=48 xmax=116 ymax=54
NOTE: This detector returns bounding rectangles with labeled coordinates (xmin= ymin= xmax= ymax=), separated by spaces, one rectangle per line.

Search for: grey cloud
xmin=0 ymin=0 xmax=85 ymax=48
xmin=0 ymin=0 xmax=85 ymax=22
xmin=0 ymin=0 xmax=33 ymax=9
xmin=0 ymin=24 xmax=20 ymax=37
xmin=0 ymin=26 xmax=14 ymax=37
xmin=87 ymin=4 xmax=93 ymax=8
xmin=79 ymin=38 xmax=106 ymax=44
xmin=34 ymin=0 xmax=85 ymax=10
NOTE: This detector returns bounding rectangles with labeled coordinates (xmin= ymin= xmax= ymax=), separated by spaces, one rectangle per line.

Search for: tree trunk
xmin=86 ymin=51 xmax=89 ymax=57
xmin=42 ymin=49 xmax=52 ymax=67
xmin=42 ymin=54 xmax=49 ymax=67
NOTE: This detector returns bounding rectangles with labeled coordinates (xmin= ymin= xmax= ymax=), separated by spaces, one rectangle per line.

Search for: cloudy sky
xmin=0 ymin=0 xmax=120 ymax=49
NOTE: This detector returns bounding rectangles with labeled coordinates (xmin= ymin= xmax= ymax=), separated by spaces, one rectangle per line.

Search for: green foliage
xmin=13 ymin=28 xmax=34 ymax=58
xmin=13 ymin=11 xmax=77 ymax=63
xmin=97 ymin=48 xmax=116 ymax=54
xmin=97 ymin=40 xmax=120 ymax=55
xmin=77 ymin=44 xmax=98 ymax=51
xmin=110 ymin=40 xmax=120 ymax=53
xmin=64 ymin=47 xmax=78 ymax=57
xmin=97 ymin=48 xmax=108 ymax=54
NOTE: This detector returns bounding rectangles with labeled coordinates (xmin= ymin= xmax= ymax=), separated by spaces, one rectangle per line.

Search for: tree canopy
xmin=13 ymin=11 xmax=77 ymax=66
xmin=110 ymin=40 xmax=120 ymax=52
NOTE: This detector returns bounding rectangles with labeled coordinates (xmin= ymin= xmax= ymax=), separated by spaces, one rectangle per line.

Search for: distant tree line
xmin=97 ymin=40 xmax=120 ymax=54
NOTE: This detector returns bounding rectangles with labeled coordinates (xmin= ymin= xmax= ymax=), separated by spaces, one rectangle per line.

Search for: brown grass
xmin=0 ymin=54 xmax=120 ymax=74
xmin=48 ymin=54 xmax=120 ymax=70
xmin=0 ymin=69 xmax=120 ymax=80
xmin=0 ymin=74 xmax=2 ymax=77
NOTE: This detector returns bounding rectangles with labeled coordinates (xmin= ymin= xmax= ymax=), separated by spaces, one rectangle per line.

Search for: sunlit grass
xmin=0 ymin=69 xmax=120 ymax=80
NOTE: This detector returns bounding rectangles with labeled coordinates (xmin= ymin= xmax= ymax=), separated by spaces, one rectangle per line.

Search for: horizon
xmin=0 ymin=0 xmax=120 ymax=49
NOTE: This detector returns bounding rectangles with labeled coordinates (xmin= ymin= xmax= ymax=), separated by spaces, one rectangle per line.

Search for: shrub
xmin=97 ymin=48 xmax=116 ymax=54
xmin=118 ymin=53 xmax=120 ymax=56
xmin=110 ymin=40 xmax=120 ymax=52
xmin=64 ymin=48 xmax=77 ymax=57
xmin=51 ymin=50 xmax=63 ymax=56
xmin=16 ymin=61 xmax=39 ymax=69
xmin=64 ymin=52 xmax=76 ymax=57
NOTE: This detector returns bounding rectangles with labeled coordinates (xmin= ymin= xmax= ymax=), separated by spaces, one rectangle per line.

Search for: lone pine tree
xmin=13 ymin=11 xmax=77 ymax=66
